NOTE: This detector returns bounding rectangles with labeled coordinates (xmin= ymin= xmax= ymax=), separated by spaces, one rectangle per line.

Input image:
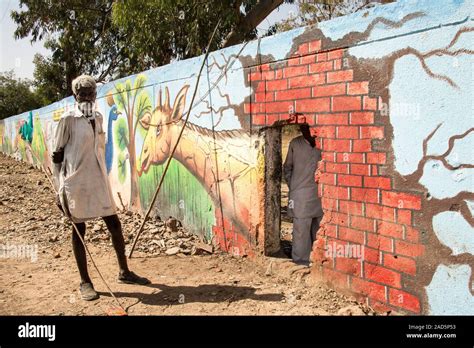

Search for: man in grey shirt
xmin=283 ymin=124 xmax=323 ymax=266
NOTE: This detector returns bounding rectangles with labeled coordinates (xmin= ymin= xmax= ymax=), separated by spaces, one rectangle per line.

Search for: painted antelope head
xmin=139 ymin=85 xmax=189 ymax=174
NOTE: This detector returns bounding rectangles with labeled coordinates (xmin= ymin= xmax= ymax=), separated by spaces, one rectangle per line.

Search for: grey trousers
xmin=292 ymin=216 xmax=322 ymax=264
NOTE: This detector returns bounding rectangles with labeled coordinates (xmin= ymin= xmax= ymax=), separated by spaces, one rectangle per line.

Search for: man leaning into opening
xmin=52 ymin=75 xmax=150 ymax=301
xmin=283 ymin=124 xmax=323 ymax=266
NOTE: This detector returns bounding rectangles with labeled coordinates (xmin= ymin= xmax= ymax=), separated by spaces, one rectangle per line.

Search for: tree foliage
xmin=267 ymin=0 xmax=394 ymax=34
xmin=112 ymin=0 xmax=294 ymax=70
xmin=0 ymin=71 xmax=42 ymax=120
xmin=12 ymin=0 xmax=126 ymax=96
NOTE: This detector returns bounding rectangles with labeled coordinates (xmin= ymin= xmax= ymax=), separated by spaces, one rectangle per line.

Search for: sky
xmin=0 ymin=0 xmax=298 ymax=80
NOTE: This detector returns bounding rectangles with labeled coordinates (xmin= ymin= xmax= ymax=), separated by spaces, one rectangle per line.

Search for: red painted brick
xmin=353 ymin=139 xmax=372 ymax=152
xmin=260 ymin=63 xmax=271 ymax=71
xmin=317 ymin=113 xmax=348 ymax=125
xmin=350 ymin=111 xmax=374 ymax=125
xmin=351 ymin=216 xmax=376 ymax=232
xmin=312 ymin=83 xmax=346 ymax=97
xmin=364 ymin=263 xmax=401 ymax=288
xmin=287 ymin=57 xmax=300 ymax=66
xmin=325 ymin=211 xmax=350 ymax=226
xmin=322 ymin=197 xmax=338 ymax=211
xmin=284 ymin=65 xmax=308 ymax=78
xmin=339 ymin=200 xmax=363 ymax=216
xmin=397 ymin=210 xmax=412 ymax=225
xmin=316 ymin=52 xmax=328 ymax=61
xmin=363 ymin=96 xmax=377 ymax=110
xmin=298 ymin=43 xmax=309 ymax=55
xmin=364 ymin=176 xmax=391 ymax=190
xmin=337 ymin=152 xmax=364 ymax=163
xmin=253 ymin=114 xmax=265 ymax=125
xmin=351 ymin=277 xmax=386 ymax=302
xmin=365 ymin=203 xmax=396 ymax=222
xmin=370 ymin=300 xmax=395 ymax=313
xmin=244 ymin=102 xmax=263 ymax=114
xmin=360 ymin=126 xmax=384 ymax=139
xmin=310 ymin=61 xmax=333 ymax=73
xmin=363 ymin=247 xmax=380 ymax=264
xmin=351 ymin=164 xmax=371 ymax=176
xmin=325 ymin=162 xmax=349 ymax=174
xmin=266 ymin=114 xmax=279 ymax=125
xmin=324 ymin=139 xmax=351 ymax=152
xmin=254 ymin=92 xmax=273 ymax=103
xmin=266 ymin=79 xmax=287 ymax=91
xmin=323 ymin=185 xmax=350 ymax=200
xmin=377 ymin=221 xmax=404 ymax=239
xmin=322 ymin=152 xmax=335 ymax=162
xmin=300 ymin=55 xmax=315 ymax=65
xmin=384 ymin=253 xmax=416 ymax=276
xmin=327 ymin=70 xmax=353 ymax=83
xmin=262 ymin=70 xmax=276 ymax=80
xmin=333 ymin=59 xmax=342 ymax=70
xmin=312 ymin=126 xmax=336 ymax=138
xmin=296 ymin=98 xmax=330 ymax=113
xmin=308 ymin=40 xmax=322 ymax=52
xmin=248 ymin=71 xmax=262 ymax=81
xmin=405 ymin=226 xmax=419 ymax=242
xmin=328 ymin=49 xmax=344 ymax=59
xmin=371 ymin=165 xmax=378 ymax=176
xmin=265 ymin=101 xmax=293 ymax=113
xmin=389 ymin=289 xmax=420 ymax=313
xmin=275 ymin=69 xmax=283 ymax=79
xmin=351 ymin=188 xmax=379 ymax=203
xmin=318 ymin=172 xmax=336 ymax=185
xmin=324 ymin=223 xmax=338 ymax=237
xmin=289 ymin=74 xmax=325 ymax=88
xmin=332 ymin=96 xmax=361 ymax=112
xmin=338 ymin=174 xmax=362 ymax=187
xmin=275 ymin=88 xmax=311 ymax=101
xmin=367 ymin=233 xmax=393 ymax=252
xmin=382 ymin=191 xmax=421 ymax=210
xmin=337 ymin=126 xmax=359 ymax=139
xmin=348 ymin=81 xmax=369 ymax=95
xmin=367 ymin=152 xmax=386 ymax=164
xmin=395 ymin=240 xmax=424 ymax=258
xmin=336 ymin=257 xmax=362 ymax=276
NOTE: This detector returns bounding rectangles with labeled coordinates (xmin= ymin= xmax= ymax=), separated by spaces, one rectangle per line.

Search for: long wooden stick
xmin=128 ymin=19 xmax=222 ymax=258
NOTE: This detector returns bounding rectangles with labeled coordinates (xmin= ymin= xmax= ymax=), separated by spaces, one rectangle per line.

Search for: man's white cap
xmin=72 ymin=75 xmax=96 ymax=96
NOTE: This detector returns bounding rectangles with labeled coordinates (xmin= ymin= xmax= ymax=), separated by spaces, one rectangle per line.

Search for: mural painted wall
xmin=1 ymin=0 xmax=472 ymax=315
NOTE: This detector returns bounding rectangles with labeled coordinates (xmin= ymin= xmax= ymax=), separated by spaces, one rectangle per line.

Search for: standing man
xmin=283 ymin=124 xmax=323 ymax=266
xmin=52 ymin=75 xmax=150 ymax=301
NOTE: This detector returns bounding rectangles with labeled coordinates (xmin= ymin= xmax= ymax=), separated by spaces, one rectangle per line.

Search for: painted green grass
xmin=138 ymin=159 xmax=215 ymax=241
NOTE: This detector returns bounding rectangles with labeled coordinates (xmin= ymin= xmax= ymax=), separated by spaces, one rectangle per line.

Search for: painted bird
xmin=105 ymin=104 xmax=120 ymax=174
xmin=19 ymin=111 xmax=34 ymax=143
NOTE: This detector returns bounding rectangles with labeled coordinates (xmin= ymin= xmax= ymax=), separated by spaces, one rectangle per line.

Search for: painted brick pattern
xmin=244 ymin=39 xmax=424 ymax=314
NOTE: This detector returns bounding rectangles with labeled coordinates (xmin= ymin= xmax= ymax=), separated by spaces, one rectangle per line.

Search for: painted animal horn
xmin=164 ymin=87 xmax=171 ymax=111
xmin=158 ymin=88 xmax=162 ymax=111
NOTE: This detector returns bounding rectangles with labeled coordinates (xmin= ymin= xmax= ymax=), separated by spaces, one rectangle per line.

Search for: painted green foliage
xmin=111 ymin=74 xmax=215 ymax=239
xmin=138 ymin=159 xmax=215 ymax=241
xmin=31 ymin=114 xmax=47 ymax=164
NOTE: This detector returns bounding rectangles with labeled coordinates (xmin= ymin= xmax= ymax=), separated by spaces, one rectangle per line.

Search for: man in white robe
xmin=52 ymin=75 xmax=150 ymax=301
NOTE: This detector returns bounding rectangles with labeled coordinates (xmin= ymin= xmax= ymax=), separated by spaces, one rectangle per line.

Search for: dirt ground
xmin=0 ymin=153 xmax=371 ymax=316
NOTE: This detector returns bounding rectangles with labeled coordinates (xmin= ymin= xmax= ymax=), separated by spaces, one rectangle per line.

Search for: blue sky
xmin=0 ymin=0 xmax=297 ymax=80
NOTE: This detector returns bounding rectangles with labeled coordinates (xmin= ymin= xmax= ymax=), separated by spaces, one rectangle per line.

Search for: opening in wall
xmin=262 ymin=122 xmax=307 ymax=258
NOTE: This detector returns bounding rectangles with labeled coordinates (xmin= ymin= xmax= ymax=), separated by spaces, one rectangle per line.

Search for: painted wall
xmin=1 ymin=0 xmax=472 ymax=315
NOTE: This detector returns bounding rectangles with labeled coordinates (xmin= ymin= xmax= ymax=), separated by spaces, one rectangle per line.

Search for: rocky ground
xmin=0 ymin=152 xmax=376 ymax=316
